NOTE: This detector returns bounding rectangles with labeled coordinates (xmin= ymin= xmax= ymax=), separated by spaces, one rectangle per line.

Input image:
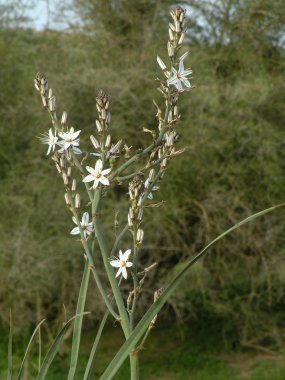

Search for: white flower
xmin=110 ymin=249 xmax=133 ymax=279
xmin=58 ymin=127 xmax=82 ymax=155
xmin=83 ymin=159 xmax=111 ymax=189
xmin=39 ymin=128 xmax=58 ymax=155
xmin=70 ymin=212 xmax=93 ymax=239
xmin=167 ymin=56 xmax=192 ymax=92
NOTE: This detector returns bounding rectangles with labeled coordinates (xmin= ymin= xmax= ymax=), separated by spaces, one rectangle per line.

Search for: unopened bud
xmin=90 ymin=135 xmax=100 ymax=149
xmin=96 ymin=120 xmax=102 ymax=133
xmin=67 ymin=166 xmax=71 ymax=177
xmin=167 ymin=42 xmax=174 ymax=58
xmin=157 ymin=56 xmax=167 ymax=71
xmin=60 ymin=156 xmax=65 ymax=168
xmin=64 ymin=193 xmax=70 ymax=205
xmin=62 ymin=172 xmax=68 ymax=185
xmin=178 ymin=33 xmax=185 ymax=45
xmin=105 ymin=134 xmax=111 ymax=148
xmin=101 ymin=108 xmax=106 ymax=120
xmin=75 ymin=193 xmax=80 ymax=208
xmin=137 ymin=207 xmax=143 ymax=221
xmin=61 ymin=111 xmax=67 ymax=126
xmin=48 ymin=88 xmax=53 ymax=99
xmin=105 ymin=111 xmax=111 ymax=124
xmin=72 ymin=179 xmax=76 ymax=192
xmin=168 ymin=28 xmax=174 ymax=41
xmin=148 ymin=169 xmax=155 ymax=182
xmin=49 ymin=95 xmax=56 ymax=112
xmin=136 ymin=228 xmax=144 ymax=245
xmin=55 ymin=163 xmax=61 ymax=174
xmin=42 ymin=96 xmax=47 ymax=108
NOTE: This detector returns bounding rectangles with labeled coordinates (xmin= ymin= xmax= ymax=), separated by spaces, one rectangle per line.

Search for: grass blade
xmin=15 ymin=319 xmax=46 ymax=380
xmin=7 ymin=310 xmax=13 ymax=380
xmin=67 ymin=260 xmax=91 ymax=380
xmin=36 ymin=312 xmax=89 ymax=380
xmin=83 ymin=310 xmax=109 ymax=380
xmin=99 ymin=203 xmax=285 ymax=380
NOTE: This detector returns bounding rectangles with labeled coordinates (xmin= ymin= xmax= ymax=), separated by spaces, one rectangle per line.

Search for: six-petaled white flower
xmin=39 ymin=128 xmax=58 ymax=155
xmin=83 ymin=159 xmax=111 ymax=189
xmin=58 ymin=127 xmax=82 ymax=155
xmin=110 ymin=249 xmax=133 ymax=279
xmin=167 ymin=55 xmax=192 ymax=92
xmin=70 ymin=212 xmax=93 ymax=238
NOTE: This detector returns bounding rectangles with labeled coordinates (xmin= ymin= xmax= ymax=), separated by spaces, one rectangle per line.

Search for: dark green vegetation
xmin=1 ymin=324 xmax=285 ymax=379
xmin=0 ymin=0 xmax=285 ymax=364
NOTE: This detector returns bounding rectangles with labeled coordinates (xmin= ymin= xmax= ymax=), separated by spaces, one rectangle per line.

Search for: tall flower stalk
xmin=22 ymin=6 xmax=284 ymax=380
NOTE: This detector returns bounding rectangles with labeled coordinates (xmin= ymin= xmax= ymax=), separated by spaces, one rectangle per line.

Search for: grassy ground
xmin=1 ymin=323 xmax=285 ymax=379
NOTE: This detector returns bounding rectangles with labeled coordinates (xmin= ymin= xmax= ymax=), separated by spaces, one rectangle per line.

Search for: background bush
xmin=0 ymin=0 xmax=285 ymax=349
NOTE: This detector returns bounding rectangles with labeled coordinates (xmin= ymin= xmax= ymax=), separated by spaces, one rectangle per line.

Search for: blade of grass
xmin=83 ymin=310 xmax=109 ymax=380
xmin=7 ymin=310 xmax=13 ymax=380
xmin=16 ymin=319 xmax=46 ymax=380
xmin=38 ymin=324 xmax=42 ymax=373
xmin=36 ymin=312 xmax=89 ymax=380
xmin=67 ymin=260 xmax=91 ymax=380
xmin=99 ymin=203 xmax=285 ymax=380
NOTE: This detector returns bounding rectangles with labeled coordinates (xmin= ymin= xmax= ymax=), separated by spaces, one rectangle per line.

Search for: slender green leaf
xmin=7 ymin=310 xmax=13 ymax=380
xmin=68 ymin=261 xmax=91 ymax=380
xmin=36 ymin=312 xmax=89 ymax=380
xmin=16 ymin=319 xmax=46 ymax=380
xmin=38 ymin=324 xmax=42 ymax=373
xmin=99 ymin=203 xmax=285 ymax=380
xmin=83 ymin=310 xmax=109 ymax=380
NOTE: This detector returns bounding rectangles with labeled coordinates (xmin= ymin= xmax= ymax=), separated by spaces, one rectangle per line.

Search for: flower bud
xmin=136 ymin=228 xmax=144 ymax=245
xmin=64 ymin=192 xmax=70 ymax=205
xmin=96 ymin=120 xmax=103 ymax=133
xmin=61 ymin=111 xmax=67 ymax=126
xmin=75 ymin=193 xmax=80 ymax=209
xmin=62 ymin=172 xmax=68 ymax=185
xmin=137 ymin=207 xmax=143 ymax=221
xmin=72 ymin=179 xmax=76 ymax=192
xmin=90 ymin=135 xmax=100 ymax=149
xmin=105 ymin=134 xmax=111 ymax=148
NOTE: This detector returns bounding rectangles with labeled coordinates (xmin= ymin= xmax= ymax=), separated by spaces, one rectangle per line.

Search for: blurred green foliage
xmin=0 ymin=0 xmax=285 ymax=351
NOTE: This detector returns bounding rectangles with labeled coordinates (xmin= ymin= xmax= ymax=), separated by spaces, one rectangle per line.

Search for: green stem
xmin=130 ymin=353 xmax=139 ymax=380
xmin=93 ymin=214 xmax=131 ymax=338
xmin=68 ymin=191 xmax=119 ymax=320
xmin=130 ymin=227 xmax=138 ymax=331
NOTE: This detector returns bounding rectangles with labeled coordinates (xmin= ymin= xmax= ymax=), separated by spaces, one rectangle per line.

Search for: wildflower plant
xmin=8 ymin=7 xmax=284 ymax=380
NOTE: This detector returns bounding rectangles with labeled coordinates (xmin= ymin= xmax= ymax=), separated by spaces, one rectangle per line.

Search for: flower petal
xmin=95 ymin=159 xmax=103 ymax=174
xmin=83 ymin=174 xmax=95 ymax=183
xmin=121 ymin=267 xmax=128 ymax=279
xmin=70 ymin=227 xmax=80 ymax=235
xmin=99 ymin=176 xmax=110 ymax=186
xmin=82 ymin=212 xmax=89 ymax=225
xmin=110 ymin=260 xmax=121 ymax=268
